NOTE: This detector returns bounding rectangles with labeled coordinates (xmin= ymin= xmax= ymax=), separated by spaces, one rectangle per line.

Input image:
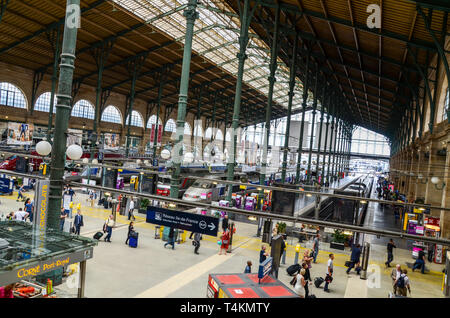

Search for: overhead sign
xmin=0 ymin=248 xmax=93 ymax=286
xmin=146 ymin=206 xmax=219 ymax=237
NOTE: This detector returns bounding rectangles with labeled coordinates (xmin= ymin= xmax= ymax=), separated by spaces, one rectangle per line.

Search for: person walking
xmin=391 ymin=264 xmax=402 ymax=295
xmin=244 ymin=261 xmax=252 ymax=273
xmin=24 ymin=198 xmax=33 ymax=223
xmin=103 ymin=215 xmax=115 ymax=242
xmin=125 ymin=222 xmax=135 ymax=245
xmin=128 ymin=197 xmax=136 ymax=221
xmin=385 ymin=239 xmax=396 ymax=268
xmin=16 ymin=185 xmax=24 ymax=201
xmin=395 ymin=269 xmax=411 ymax=297
xmin=312 ymin=233 xmax=320 ymax=263
xmin=218 ymin=229 xmax=230 ymax=255
xmin=59 ymin=207 xmax=67 ymax=231
xmin=164 ymin=227 xmax=176 ymax=249
xmin=346 ymin=244 xmax=362 ymax=275
xmin=73 ymin=209 xmax=84 ymax=235
xmin=323 ymin=254 xmax=334 ymax=292
xmin=293 ymin=268 xmax=306 ymax=298
xmin=193 ymin=232 xmax=201 ymax=254
xmin=412 ymin=249 xmax=426 ymax=274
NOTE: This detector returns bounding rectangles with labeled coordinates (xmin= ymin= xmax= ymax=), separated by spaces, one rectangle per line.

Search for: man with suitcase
xmin=323 ymin=254 xmax=334 ymax=292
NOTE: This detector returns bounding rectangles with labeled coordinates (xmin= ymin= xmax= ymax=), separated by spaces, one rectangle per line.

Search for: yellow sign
xmin=295 ymin=244 xmax=301 ymax=252
xmin=17 ymin=257 xmax=70 ymax=279
xmin=239 ymin=185 xmax=246 ymax=190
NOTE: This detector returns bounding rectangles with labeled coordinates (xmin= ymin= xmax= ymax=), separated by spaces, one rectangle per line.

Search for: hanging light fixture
xmin=66 ymin=144 xmax=83 ymax=160
xmin=36 ymin=141 xmax=52 ymax=156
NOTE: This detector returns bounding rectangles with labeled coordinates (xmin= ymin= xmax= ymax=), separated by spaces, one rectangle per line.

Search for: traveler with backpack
xmin=164 ymin=227 xmax=176 ymax=250
xmin=323 ymin=254 xmax=334 ymax=292
xmin=346 ymin=244 xmax=362 ymax=275
xmin=394 ymin=269 xmax=411 ymax=297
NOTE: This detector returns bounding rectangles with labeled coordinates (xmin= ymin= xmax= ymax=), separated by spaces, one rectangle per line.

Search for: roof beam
xmin=0 ymin=0 xmax=107 ymax=56
xmin=258 ymin=0 xmax=439 ymax=51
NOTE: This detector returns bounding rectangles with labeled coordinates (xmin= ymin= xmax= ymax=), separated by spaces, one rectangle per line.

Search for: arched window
xmin=0 ymin=82 xmax=27 ymax=109
xmin=34 ymin=92 xmax=56 ymax=113
xmin=146 ymin=115 xmax=162 ymax=128
xmin=125 ymin=110 xmax=144 ymax=127
xmin=225 ymin=130 xmax=232 ymax=142
xmin=101 ymin=105 xmax=122 ymax=124
xmin=71 ymin=99 xmax=95 ymax=119
xmin=165 ymin=119 xmax=176 ymax=132
xmin=216 ymin=129 xmax=223 ymax=140
xmin=184 ymin=122 xmax=192 ymax=135
xmin=204 ymin=127 xmax=213 ymax=140
xmin=193 ymin=124 xmax=203 ymax=137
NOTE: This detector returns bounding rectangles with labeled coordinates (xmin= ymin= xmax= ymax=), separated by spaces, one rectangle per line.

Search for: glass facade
xmin=351 ymin=126 xmax=390 ymax=156
xmin=147 ymin=114 xmax=162 ymax=128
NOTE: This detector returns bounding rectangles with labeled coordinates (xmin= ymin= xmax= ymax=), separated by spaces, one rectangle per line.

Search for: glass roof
xmin=0 ymin=221 xmax=97 ymax=271
xmin=113 ymin=0 xmax=317 ymax=111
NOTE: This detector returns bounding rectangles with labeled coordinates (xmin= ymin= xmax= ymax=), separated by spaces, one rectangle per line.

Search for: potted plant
xmin=276 ymin=222 xmax=287 ymax=234
xmin=330 ymin=229 xmax=346 ymax=250
xmin=139 ymin=198 xmax=150 ymax=214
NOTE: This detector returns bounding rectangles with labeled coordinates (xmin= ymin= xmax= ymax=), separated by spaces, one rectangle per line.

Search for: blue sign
xmin=0 ymin=178 xmax=12 ymax=194
xmin=258 ymin=257 xmax=273 ymax=281
xmin=146 ymin=206 xmax=219 ymax=237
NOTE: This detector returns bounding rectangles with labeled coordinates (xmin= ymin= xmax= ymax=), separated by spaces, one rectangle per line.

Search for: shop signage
xmin=146 ymin=206 xmax=219 ymax=237
xmin=0 ymin=248 xmax=93 ymax=286
xmin=33 ymin=180 xmax=50 ymax=232
xmin=258 ymin=257 xmax=273 ymax=282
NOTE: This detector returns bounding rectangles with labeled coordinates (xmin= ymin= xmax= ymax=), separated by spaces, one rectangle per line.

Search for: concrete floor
xmin=0 ymin=187 xmax=446 ymax=298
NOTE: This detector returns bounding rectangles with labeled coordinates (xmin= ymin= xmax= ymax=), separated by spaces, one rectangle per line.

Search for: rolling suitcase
xmin=93 ymin=232 xmax=103 ymax=240
xmin=129 ymin=236 xmax=138 ymax=248
xmin=314 ymin=277 xmax=324 ymax=288
xmin=286 ymin=264 xmax=301 ymax=276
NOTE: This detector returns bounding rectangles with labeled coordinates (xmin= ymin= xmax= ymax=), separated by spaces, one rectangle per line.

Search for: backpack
xmin=396 ymin=275 xmax=406 ymax=288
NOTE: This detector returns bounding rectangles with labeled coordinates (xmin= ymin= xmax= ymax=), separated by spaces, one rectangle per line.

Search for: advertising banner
xmin=7 ymin=122 xmax=34 ymax=145
xmin=104 ymin=133 xmax=119 ymax=150
xmin=157 ymin=124 xmax=162 ymax=146
xmin=149 ymin=124 xmax=156 ymax=146
xmin=66 ymin=129 xmax=82 ymax=146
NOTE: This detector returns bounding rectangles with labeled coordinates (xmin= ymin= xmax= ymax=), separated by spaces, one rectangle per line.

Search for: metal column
xmin=170 ymin=0 xmax=198 ymax=199
xmin=47 ymin=26 xmax=62 ymax=140
xmin=295 ymin=54 xmax=310 ymax=183
xmin=47 ymin=0 xmax=81 ymax=230
xmin=281 ymin=38 xmax=298 ymax=183
xmin=306 ymin=72 xmax=319 ymax=184
xmin=260 ymin=4 xmax=281 ymax=188
xmin=226 ymin=0 xmax=256 ymax=201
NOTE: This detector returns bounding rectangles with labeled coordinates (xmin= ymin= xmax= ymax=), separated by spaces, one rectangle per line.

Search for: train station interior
xmin=0 ymin=0 xmax=449 ymax=301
